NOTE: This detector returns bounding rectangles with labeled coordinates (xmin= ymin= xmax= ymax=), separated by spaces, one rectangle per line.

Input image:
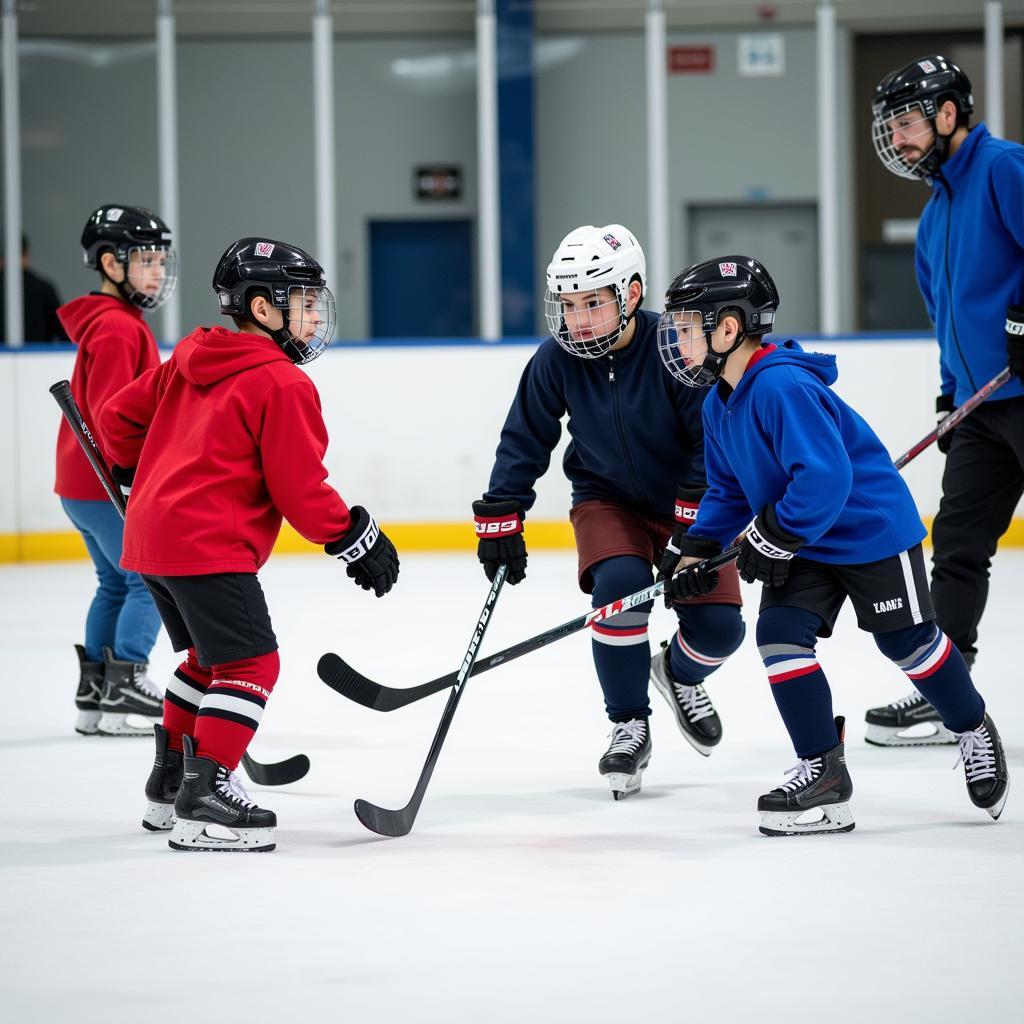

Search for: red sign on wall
xmin=667 ymin=46 xmax=714 ymax=73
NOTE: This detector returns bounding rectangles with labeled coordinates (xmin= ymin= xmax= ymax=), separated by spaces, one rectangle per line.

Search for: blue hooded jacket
xmin=916 ymin=123 xmax=1024 ymax=406
xmin=485 ymin=309 xmax=707 ymax=517
xmin=690 ymin=342 xmax=926 ymax=564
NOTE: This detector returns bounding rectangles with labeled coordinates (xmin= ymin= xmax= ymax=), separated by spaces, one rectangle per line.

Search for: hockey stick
xmin=49 ymin=380 xmax=309 ymax=787
xmin=354 ymin=563 xmax=508 ymax=836
xmin=318 ymin=546 xmax=741 ymax=712
xmin=893 ymin=367 xmax=1011 ymax=469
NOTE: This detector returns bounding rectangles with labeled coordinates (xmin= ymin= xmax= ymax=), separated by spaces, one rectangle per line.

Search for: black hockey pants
xmin=931 ymin=396 xmax=1024 ymax=664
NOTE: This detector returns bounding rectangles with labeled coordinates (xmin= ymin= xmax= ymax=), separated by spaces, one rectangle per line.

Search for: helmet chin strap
xmin=101 ymin=256 xmax=150 ymax=309
xmin=696 ymin=323 xmax=747 ymax=384
xmin=250 ymin=297 xmax=306 ymax=363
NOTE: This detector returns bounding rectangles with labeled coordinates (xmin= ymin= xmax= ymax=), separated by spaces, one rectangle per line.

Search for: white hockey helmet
xmin=544 ymin=224 xmax=647 ymax=358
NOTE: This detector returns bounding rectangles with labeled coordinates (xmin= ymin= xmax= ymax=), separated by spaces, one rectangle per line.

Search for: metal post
xmin=816 ymin=0 xmax=839 ymax=335
xmin=644 ymin=0 xmax=669 ymax=308
xmin=477 ymin=0 xmax=501 ymax=340
xmin=156 ymin=0 xmax=180 ymax=344
xmin=2 ymin=0 xmax=23 ymax=348
xmin=984 ymin=1 xmax=1004 ymax=139
xmin=313 ymin=0 xmax=337 ymax=289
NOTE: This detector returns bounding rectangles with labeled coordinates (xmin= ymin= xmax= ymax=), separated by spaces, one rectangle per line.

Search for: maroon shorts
xmin=568 ymin=499 xmax=742 ymax=605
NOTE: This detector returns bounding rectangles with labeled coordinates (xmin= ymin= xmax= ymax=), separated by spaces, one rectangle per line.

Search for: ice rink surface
xmin=2 ymin=549 xmax=1021 ymax=1023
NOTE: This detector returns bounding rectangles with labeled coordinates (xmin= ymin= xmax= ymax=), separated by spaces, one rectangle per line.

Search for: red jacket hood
xmin=174 ymin=325 xmax=292 ymax=386
xmin=57 ymin=293 xmax=143 ymax=343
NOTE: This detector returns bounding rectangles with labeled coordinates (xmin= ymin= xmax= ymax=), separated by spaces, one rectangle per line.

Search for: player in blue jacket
xmin=473 ymin=225 xmax=744 ymax=800
xmin=867 ymin=56 xmax=1024 ymax=745
xmin=658 ymin=255 xmax=1008 ymax=835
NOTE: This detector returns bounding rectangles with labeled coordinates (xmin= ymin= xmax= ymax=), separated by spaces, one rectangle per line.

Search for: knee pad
xmin=676 ymin=602 xmax=746 ymax=658
xmin=873 ymin=621 xmax=938 ymax=663
xmin=755 ymin=606 xmax=822 ymax=652
xmin=590 ymin=555 xmax=655 ymax=610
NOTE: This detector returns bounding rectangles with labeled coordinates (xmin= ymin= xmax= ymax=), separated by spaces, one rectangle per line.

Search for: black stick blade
xmin=241 ymin=752 xmax=310 ymax=787
xmin=354 ymin=797 xmax=413 ymax=838
xmin=318 ymin=652 xmax=453 ymax=711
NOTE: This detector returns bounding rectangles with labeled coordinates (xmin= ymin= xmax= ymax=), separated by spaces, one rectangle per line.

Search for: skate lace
xmin=778 ymin=757 xmax=822 ymax=793
xmin=215 ymin=769 xmax=257 ymax=810
xmin=133 ymin=669 xmax=163 ymax=702
xmin=606 ymin=719 xmax=647 ymax=756
xmin=954 ymin=726 xmax=996 ymax=782
xmin=891 ymin=690 xmax=925 ymax=710
xmin=672 ymin=681 xmax=715 ymax=722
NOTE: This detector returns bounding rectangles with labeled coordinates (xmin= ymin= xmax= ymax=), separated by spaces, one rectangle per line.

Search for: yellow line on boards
xmin=4 ymin=518 xmax=1024 ymax=564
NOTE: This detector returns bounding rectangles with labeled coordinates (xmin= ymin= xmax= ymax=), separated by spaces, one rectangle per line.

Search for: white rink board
xmin=2 ymin=338 xmax=1016 ymax=537
xmin=0 ymin=549 xmax=1021 ymax=1022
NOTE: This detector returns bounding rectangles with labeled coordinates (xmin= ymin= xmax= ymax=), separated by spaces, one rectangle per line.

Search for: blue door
xmin=369 ymin=219 xmax=474 ymax=337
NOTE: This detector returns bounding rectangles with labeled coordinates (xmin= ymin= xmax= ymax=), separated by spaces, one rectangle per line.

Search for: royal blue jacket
xmin=916 ymin=123 xmax=1024 ymax=406
xmin=485 ymin=310 xmax=707 ymax=517
xmin=690 ymin=342 xmax=926 ymax=564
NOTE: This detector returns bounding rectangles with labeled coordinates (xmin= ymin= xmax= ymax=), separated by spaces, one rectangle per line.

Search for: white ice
xmin=2 ymin=550 xmax=1021 ymax=1023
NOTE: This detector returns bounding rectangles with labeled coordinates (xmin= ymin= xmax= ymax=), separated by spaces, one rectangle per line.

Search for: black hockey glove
xmin=1006 ymin=305 xmax=1024 ymax=382
xmin=325 ymin=506 xmax=399 ymax=598
xmin=657 ymin=485 xmax=706 ymax=607
xmin=737 ymin=505 xmax=804 ymax=587
xmin=664 ymin=534 xmax=722 ymax=604
xmin=473 ymin=498 xmax=527 ymax=585
xmin=935 ymin=393 xmax=956 ymax=455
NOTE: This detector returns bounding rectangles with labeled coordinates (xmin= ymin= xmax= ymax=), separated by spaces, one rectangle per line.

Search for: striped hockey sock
xmin=668 ymin=605 xmax=745 ymax=684
xmin=194 ymin=650 xmax=281 ymax=770
xmin=162 ymin=648 xmax=212 ymax=753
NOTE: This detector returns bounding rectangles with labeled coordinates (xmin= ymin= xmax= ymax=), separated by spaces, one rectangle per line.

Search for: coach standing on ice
xmin=865 ymin=56 xmax=1024 ymax=746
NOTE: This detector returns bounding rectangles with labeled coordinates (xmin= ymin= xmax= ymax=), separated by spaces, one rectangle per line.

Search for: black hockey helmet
xmin=871 ymin=55 xmax=974 ymax=181
xmin=658 ymin=256 xmax=779 ymax=387
xmin=213 ymin=237 xmax=336 ymax=365
xmin=81 ymin=204 xmax=177 ymax=310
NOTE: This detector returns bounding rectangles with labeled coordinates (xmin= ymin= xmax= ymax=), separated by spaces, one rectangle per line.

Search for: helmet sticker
xmin=917 ymin=59 xmax=937 ymax=73
xmin=255 ymin=242 xmax=276 ymax=257
xmin=106 ymin=208 xmax=124 ymax=222
xmin=603 ymin=233 xmax=621 ymax=250
xmin=719 ymin=262 xmax=737 ymax=277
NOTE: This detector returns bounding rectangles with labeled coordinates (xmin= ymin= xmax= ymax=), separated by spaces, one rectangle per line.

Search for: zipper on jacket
xmin=606 ymin=353 xmax=649 ymax=505
xmin=938 ymin=175 xmax=977 ymax=393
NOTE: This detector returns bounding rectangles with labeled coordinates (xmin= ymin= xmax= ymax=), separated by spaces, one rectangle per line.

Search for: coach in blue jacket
xmin=866 ymin=55 xmax=1024 ymax=745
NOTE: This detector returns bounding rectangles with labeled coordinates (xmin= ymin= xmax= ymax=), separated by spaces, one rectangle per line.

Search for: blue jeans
xmin=61 ymin=498 xmax=162 ymax=664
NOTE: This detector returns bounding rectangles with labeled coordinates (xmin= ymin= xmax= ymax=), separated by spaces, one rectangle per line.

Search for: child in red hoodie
xmin=55 ymin=205 xmax=177 ymax=738
xmin=100 ymin=237 xmax=398 ymax=853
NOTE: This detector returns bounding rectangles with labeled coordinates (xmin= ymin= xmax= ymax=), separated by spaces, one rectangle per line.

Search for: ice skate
xmin=954 ymin=713 xmax=1009 ymax=821
xmin=96 ymin=646 xmax=163 ymax=736
xmin=169 ymin=737 xmax=276 ymax=852
xmin=599 ymin=718 xmax=651 ymax=801
xmin=758 ymin=716 xmax=854 ymax=837
xmin=864 ymin=689 xmax=955 ymax=747
xmin=649 ymin=640 xmax=722 ymax=755
xmin=74 ymin=644 xmax=104 ymax=735
xmin=142 ymin=724 xmax=183 ymax=832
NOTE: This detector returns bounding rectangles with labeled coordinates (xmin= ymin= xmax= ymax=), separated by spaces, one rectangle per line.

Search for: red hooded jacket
xmin=54 ymin=294 xmax=160 ymax=500
xmin=98 ymin=325 xmax=354 ymax=576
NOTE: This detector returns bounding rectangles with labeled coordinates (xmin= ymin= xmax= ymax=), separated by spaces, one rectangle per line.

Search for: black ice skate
xmin=864 ymin=689 xmax=955 ymax=747
xmin=96 ymin=646 xmax=163 ymax=736
xmin=758 ymin=716 xmax=855 ymax=837
xmin=169 ymin=736 xmax=276 ymax=852
xmin=649 ymin=640 xmax=722 ymax=755
xmin=142 ymin=724 xmax=183 ymax=832
xmin=599 ymin=718 xmax=651 ymax=801
xmin=954 ymin=713 xmax=1009 ymax=821
xmin=74 ymin=644 xmax=104 ymax=735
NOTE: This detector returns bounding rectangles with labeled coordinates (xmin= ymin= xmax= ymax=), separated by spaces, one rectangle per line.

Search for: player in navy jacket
xmin=658 ymin=255 xmax=1007 ymax=835
xmin=474 ymin=225 xmax=744 ymax=800
xmin=868 ymin=55 xmax=1024 ymax=745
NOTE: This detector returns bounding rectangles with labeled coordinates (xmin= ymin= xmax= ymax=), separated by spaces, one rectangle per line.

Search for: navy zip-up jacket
xmin=485 ymin=310 xmax=707 ymax=517
xmin=690 ymin=342 xmax=926 ymax=564
xmin=916 ymin=123 xmax=1024 ymax=406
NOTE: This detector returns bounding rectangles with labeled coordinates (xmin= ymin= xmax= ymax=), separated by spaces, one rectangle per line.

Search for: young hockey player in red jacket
xmin=100 ymin=238 xmax=399 ymax=853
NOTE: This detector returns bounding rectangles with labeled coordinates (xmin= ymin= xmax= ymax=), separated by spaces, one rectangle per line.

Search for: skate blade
xmin=759 ymin=802 xmax=855 ymax=837
xmin=168 ymin=819 xmax=275 ymax=852
xmin=96 ymin=712 xmax=157 ymax=737
xmin=603 ymin=767 xmax=648 ymax=801
xmin=650 ymin=674 xmax=717 ymax=757
xmin=864 ymin=722 xmax=956 ymax=747
xmin=75 ymin=709 xmax=101 ymax=735
xmin=985 ymin=783 xmax=1009 ymax=821
xmin=141 ymin=801 xmax=175 ymax=832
